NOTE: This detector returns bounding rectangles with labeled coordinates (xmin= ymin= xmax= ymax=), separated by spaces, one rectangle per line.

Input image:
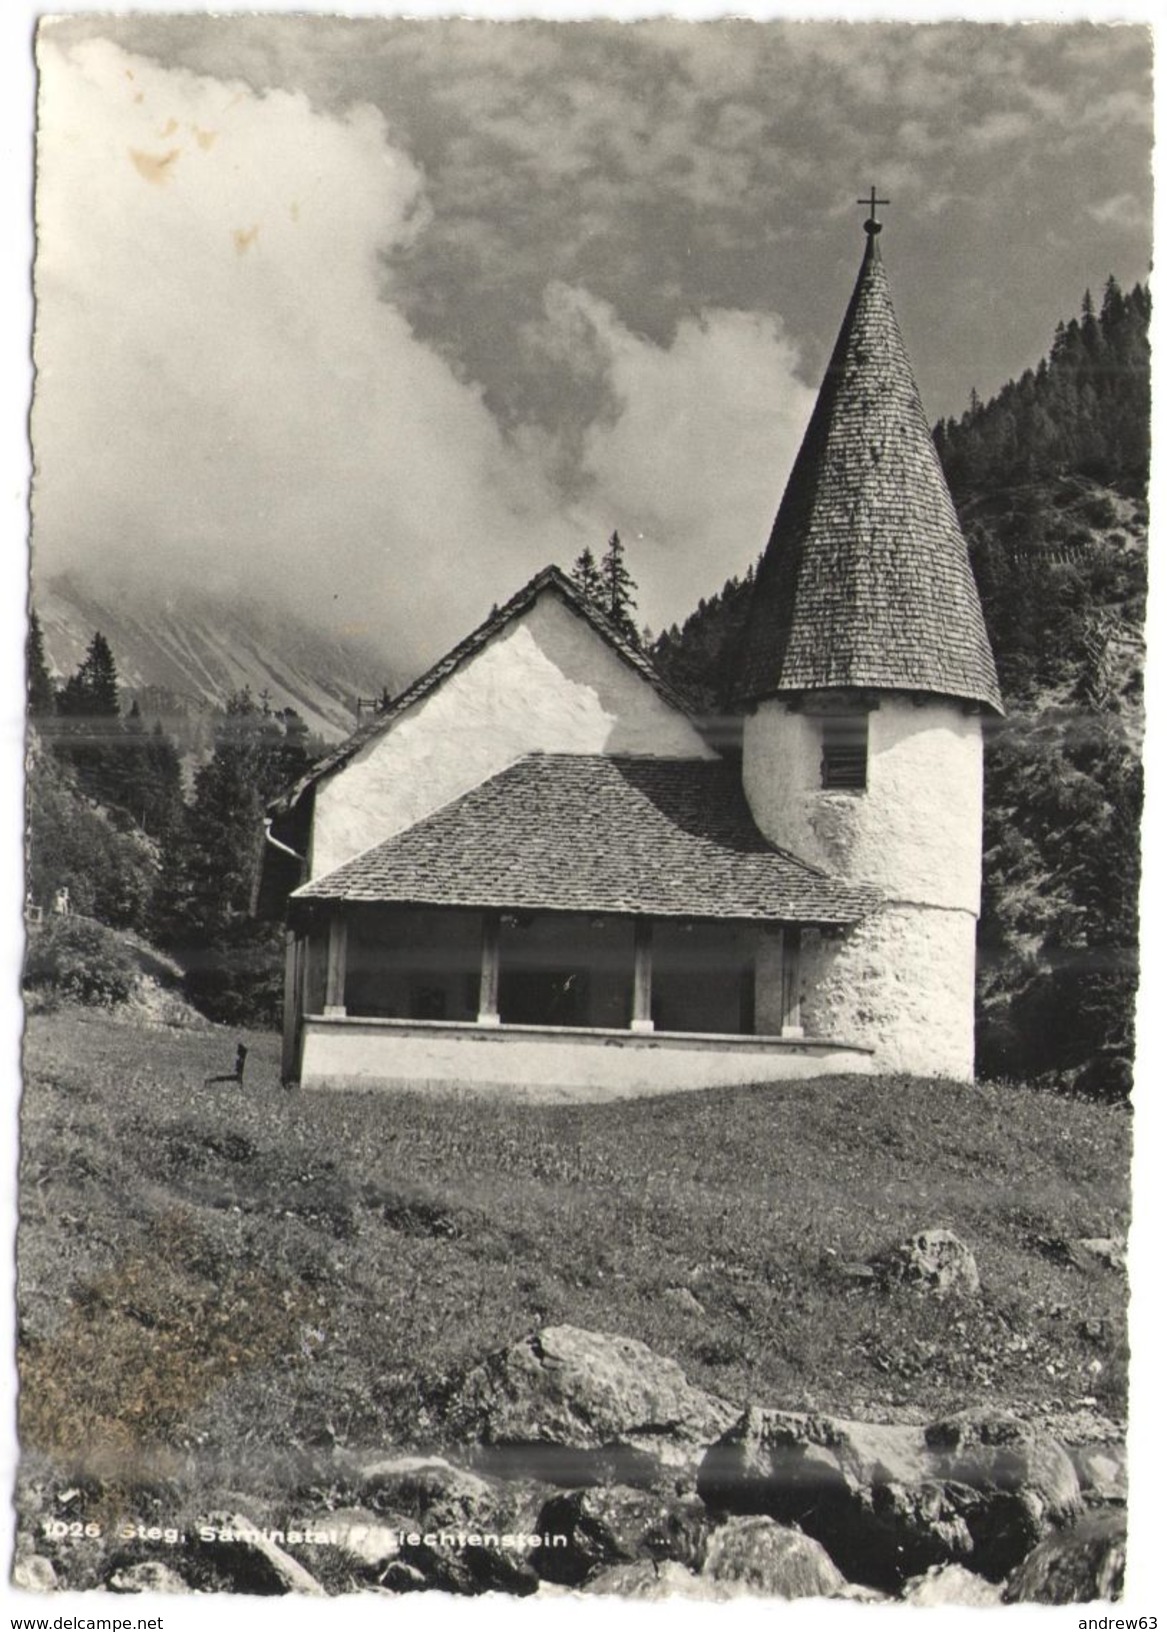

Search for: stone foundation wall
xmin=800 ymin=905 xmax=977 ymax=1081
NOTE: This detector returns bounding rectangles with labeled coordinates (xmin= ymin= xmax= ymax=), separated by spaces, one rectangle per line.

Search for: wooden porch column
xmin=281 ymin=929 xmax=302 ymax=1081
xmin=781 ymin=924 xmax=804 ymax=1038
xmin=323 ymin=914 xmax=348 ymax=1017
xmin=477 ymin=910 xmax=501 ymax=1025
xmin=631 ymin=917 xmax=655 ymax=1033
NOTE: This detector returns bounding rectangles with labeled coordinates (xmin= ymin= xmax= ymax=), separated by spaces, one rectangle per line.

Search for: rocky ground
xmin=13 ymin=1318 xmax=1126 ymax=1604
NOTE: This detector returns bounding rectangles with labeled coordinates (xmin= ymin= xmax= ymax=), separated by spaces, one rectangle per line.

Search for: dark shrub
xmin=24 ymin=915 xmax=139 ymax=1008
xmin=179 ymin=927 xmax=283 ymax=1028
xmin=26 ymin=746 xmax=156 ymax=932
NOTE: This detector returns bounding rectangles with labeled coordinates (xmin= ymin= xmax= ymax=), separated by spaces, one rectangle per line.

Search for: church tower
xmin=733 ymin=198 xmax=1002 ymax=1080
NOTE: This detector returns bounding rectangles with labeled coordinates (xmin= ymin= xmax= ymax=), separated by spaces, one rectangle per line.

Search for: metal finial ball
xmin=864 ymin=219 xmax=883 ymax=236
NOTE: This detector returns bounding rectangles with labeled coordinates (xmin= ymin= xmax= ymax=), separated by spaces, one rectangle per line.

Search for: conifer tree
xmin=154 ymin=691 xmax=265 ymax=946
xmin=147 ymin=722 xmax=184 ymax=838
xmin=55 ymin=630 xmax=125 ymax=806
xmin=1100 ymin=274 xmax=1123 ymax=336
xmin=27 ymin=609 xmax=56 ymax=717
xmin=599 ymin=530 xmax=639 ymax=642
xmin=571 ymin=546 xmax=603 ymax=606
xmin=119 ymin=702 xmax=184 ymax=838
xmin=58 ymin=630 xmax=120 ymax=718
xmin=153 ymin=689 xmax=313 ymax=949
xmin=150 ymin=688 xmax=313 ymax=1024
xmin=121 ymin=698 xmax=147 ymax=812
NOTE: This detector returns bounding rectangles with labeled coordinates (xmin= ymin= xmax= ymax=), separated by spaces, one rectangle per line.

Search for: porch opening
xmin=498 ymin=912 xmax=633 ymax=1028
xmin=299 ymin=904 xmax=807 ymax=1040
xmin=652 ymin=919 xmax=755 ymax=1035
xmin=345 ymin=906 xmax=481 ymax=1022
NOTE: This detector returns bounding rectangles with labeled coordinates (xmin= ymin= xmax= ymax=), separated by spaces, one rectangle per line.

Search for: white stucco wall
xmin=310 ymin=592 xmax=712 ymax=878
xmin=742 ymin=697 xmax=984 ymax=913
xmin=743 ymin=694 xmax=984 ymax=1079
xmin=298 ymin=1016 xmax=873 ymax=1101
xmin=800 ymin=907 xmax=977 ymax=1081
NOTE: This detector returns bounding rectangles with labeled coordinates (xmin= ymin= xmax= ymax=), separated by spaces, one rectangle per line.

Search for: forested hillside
xmin=25 ymin=617 xmax=324 ymax=1024
xmin=933 ymin=278 xmax=1149 ymax=498
xmin=652 ymin=281 xmax=1149 ymax=1098
xmin=938 ymin=284 xmax=1147 ymax=1100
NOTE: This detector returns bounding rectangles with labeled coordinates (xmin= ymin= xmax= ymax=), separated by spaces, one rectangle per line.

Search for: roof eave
xmin=737 ymin=680 xmax=1005 ymax=717
xmin=288 ymin=890 xmax=876 ymax=926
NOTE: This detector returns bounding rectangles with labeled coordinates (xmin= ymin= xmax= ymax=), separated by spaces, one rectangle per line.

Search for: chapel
xmin=267 ymin=207 xmax=1002 ymax=1095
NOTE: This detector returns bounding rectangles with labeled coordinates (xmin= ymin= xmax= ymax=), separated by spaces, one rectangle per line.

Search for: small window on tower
xmin=821 ymin=714 xmax=868 ymax=790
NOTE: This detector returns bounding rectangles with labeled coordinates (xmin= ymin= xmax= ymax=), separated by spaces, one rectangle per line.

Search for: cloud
xmin=31 ymin=37 xmax=593 ymax=672
xmin=46 ymin=16 xmax=1150 ymax=435
xmin=31 ymin=33 xmax=816 ymax=673
xmin=544 ymin=286 xmax=817 ymax=631
xmin=1086 ymin=191 xmax=1148 ymax=232
xmin=28 ymin=18 xmax=1154 ymax=678
xmin=965 ymin=109 xmax=1036 ymax=149
xmin=1078 ymin=87 xmax=1154 ymax=135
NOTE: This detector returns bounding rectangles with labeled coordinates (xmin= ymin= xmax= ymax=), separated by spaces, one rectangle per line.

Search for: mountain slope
xmin=965 ymin=475 xmax=1144 ymax=1097
xmin=35 ymin=574 xmax=396 ymax=742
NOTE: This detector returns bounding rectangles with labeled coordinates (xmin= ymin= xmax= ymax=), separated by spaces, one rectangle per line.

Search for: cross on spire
xmin=857 ymin=185 xmax=890 ymax=236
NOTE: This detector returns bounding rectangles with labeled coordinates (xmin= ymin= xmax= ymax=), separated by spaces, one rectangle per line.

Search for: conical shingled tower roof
xmin=733 ymin=224 xmax=1003 ymax=713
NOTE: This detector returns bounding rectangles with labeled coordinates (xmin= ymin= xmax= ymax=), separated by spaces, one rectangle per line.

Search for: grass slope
xmin=19 ymin=1010 xmax=1129 ymax=1499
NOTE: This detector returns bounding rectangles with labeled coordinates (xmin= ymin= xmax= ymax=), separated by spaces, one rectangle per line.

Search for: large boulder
xmin=1004 ymin=1510 xmax=1125 ymax=1604
xmin=869 ymin=1228 xmax=980 ymax=1296
xmin=698 ymin=1405 xmax=1081 ymax=1590
xmin=355 ymin=1456 xmax=504 ymax=1531
xmin=284 ymin=1506 xmax=407 ymax=1575
xmin=1070 ymin=1442 xmax=1128 ymax=1504
xmin=532 ymin=1485 xmax=709 ymax=1587
xmin=583 ymin=1559 xmax=730 ymax=1599
xmin=924 ymin=1409 xmax=1082 ymax=1577
xmin=377 ymin=1562 xmax=429 ymax=1592
xmin=11 ymin=1554 xmax=57 ymax=1592
xmin=1054 ymin=1237 xmax=1127 ymax=1274
xmin=442 ymin=1325 xmax=736 ymax=1486
xmin=284 ymin=1499 xmax=540 ymax=1597
xmin=390 ymin=1533 xmax=540 ymax=1597
xmin=107 ymin=1561 xmax=191 ymax=1594
xmin=701 ymin=1516 xmax=846 ymax=1599
xmin=192 ymin=1511 xmax=326 ymax=1595
xmin=901 ymin=1563 xmax=1003 ymax=1605
xmin=344 ymin=1453 xmax=554 ymax=1573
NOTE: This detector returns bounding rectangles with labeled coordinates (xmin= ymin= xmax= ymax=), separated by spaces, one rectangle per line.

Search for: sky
xmin=26 ymin=14 xmax=1153 ymax=677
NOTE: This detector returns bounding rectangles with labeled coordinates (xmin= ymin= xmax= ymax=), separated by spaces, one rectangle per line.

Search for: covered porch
xmin=284 ymin=902 xmax=873 ymax=1093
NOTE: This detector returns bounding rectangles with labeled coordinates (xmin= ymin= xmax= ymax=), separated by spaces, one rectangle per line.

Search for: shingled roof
xmin=732 ymin=226 xmax=1003 ymax=713
xmin=293 ymin=753 xmax=879 ymax=924
xmin=269 ymin=565 xmax=693 ymax=818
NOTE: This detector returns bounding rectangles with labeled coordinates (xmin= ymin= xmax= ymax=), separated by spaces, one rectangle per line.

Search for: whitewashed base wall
xmin=298 ymin=1016 xmax=873 ymax=1102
